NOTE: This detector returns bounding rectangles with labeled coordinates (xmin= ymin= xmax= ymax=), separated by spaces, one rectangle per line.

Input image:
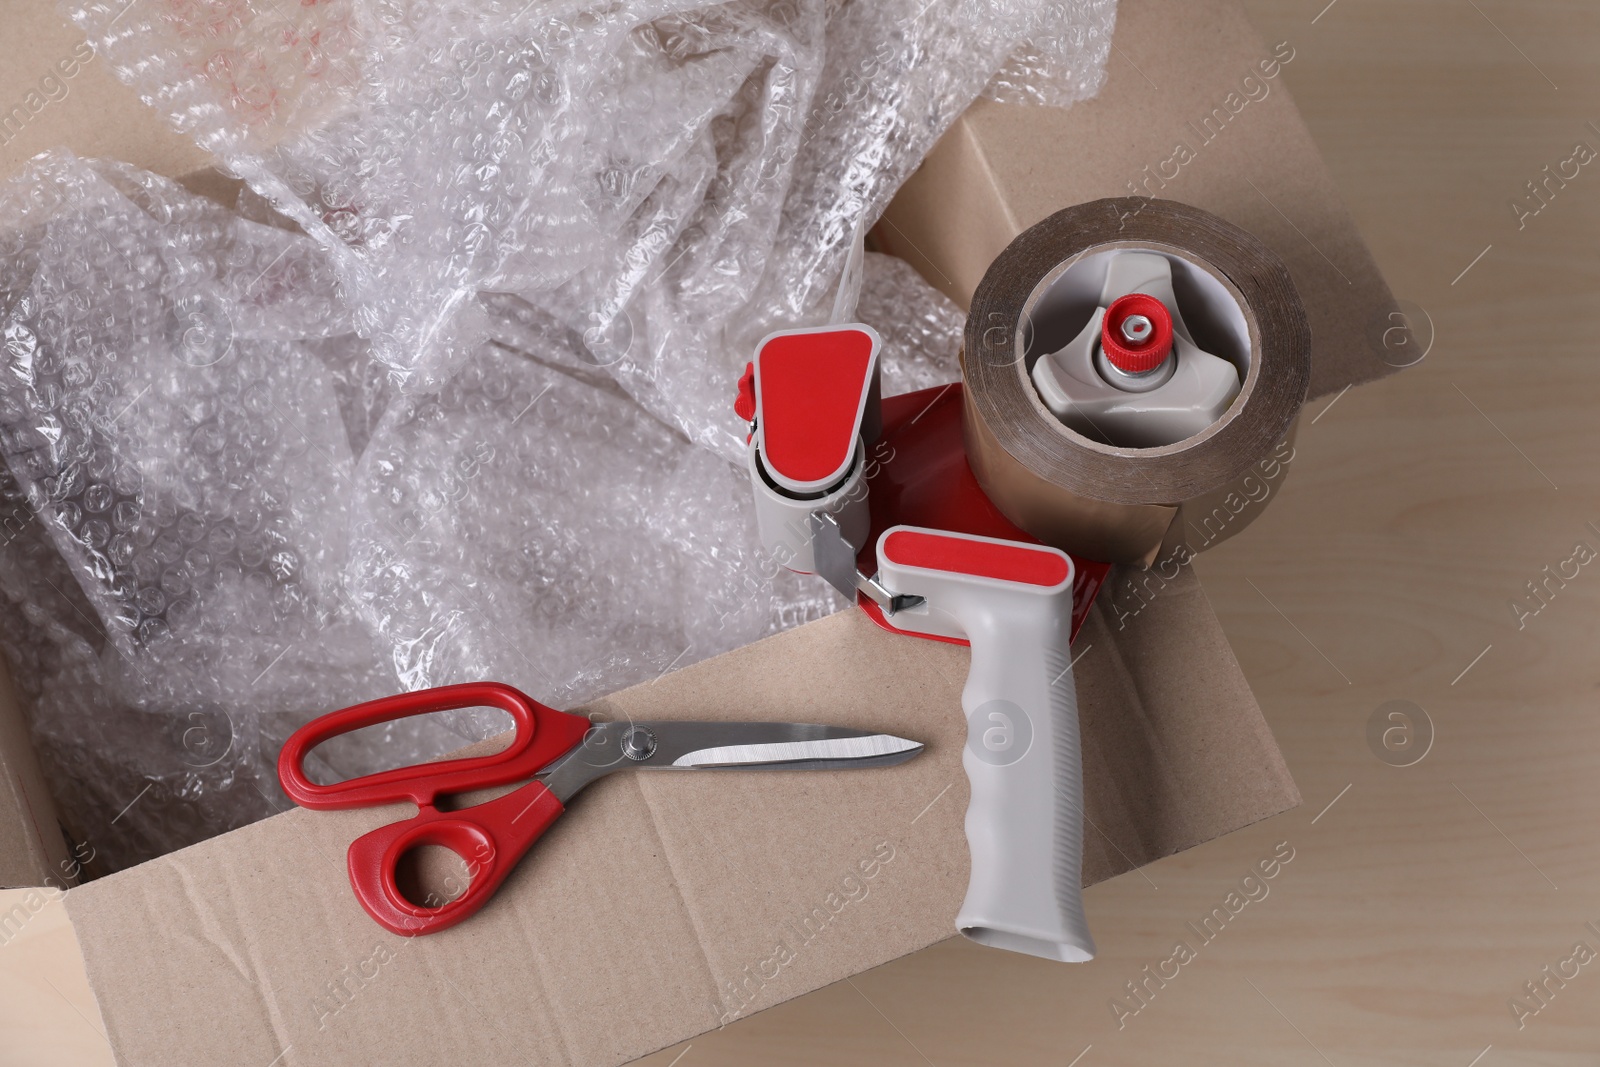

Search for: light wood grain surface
xmin=6 ymin=0 xmax=1600 ymax=1065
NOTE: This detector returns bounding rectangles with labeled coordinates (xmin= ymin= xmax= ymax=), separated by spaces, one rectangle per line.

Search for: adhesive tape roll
xmin=962 ymin=198 xmax=1312 ymax=565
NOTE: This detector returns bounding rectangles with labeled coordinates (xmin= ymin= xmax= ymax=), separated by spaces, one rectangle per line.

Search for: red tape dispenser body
xmin=739 ymin=324 xmax=1109 ymax=963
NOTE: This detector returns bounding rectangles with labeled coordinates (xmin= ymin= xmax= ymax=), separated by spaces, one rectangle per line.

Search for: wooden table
xmin=6 ymin=1 xmax=1599 ymax=1064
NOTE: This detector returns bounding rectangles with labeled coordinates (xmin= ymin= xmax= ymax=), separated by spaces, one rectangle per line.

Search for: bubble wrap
xmin=0 ymin=0 xmax=1109 ymax=869
xmin=0 ymin=156 xmax=971 ymax=867
xmin=858 ymin=251 xmax=966 ymax=397
xmin=0 ymin=153 xmax=398 ymax=869
xmin=69 ymin=0 xmax=1114 ymax=455
xmin=344 ymin=248 xmax=966 ymax=722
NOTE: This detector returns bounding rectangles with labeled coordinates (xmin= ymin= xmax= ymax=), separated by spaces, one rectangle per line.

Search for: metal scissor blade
xmin=636 ymin=720 xmax=921 ymax=772
xmin=671 ymin=730 xmax=923 ymax=771
xmin=537 ymin=720 xmax=922 ymax=801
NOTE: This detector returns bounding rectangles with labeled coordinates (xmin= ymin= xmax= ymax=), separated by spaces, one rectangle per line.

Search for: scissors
xmin=278 ymin=681 xmax=923 ymax=935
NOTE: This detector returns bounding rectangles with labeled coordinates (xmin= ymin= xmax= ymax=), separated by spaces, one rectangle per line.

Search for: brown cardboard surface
xmin=875 ymin=0 xmax=1401 ymax=401
xmin=0 ymin=656 xmax=69 ymax=889
xmin=0 ymin=0 xmax=1403 ymax=1061
xmin=66 ymin=567 xmax=1296 ymax=1067
xmin=0 ymin=1 xmax=209 ymax=183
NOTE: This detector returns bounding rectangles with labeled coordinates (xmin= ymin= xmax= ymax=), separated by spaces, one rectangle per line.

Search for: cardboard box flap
xmin=877 ymin=0 xmax=1402 ymax=401
xmin=67 ymin=566 xmax=1297 ymax=1067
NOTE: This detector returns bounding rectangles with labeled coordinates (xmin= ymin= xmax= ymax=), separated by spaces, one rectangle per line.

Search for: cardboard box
xmin=65 ymin=595 xmax=1292 ymax=1065
xmin=0 ymin=0 xmax=1402 ymax=1063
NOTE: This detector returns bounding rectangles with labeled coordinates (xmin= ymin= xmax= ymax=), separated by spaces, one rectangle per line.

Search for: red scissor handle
xmin=277 ymin=682 xmax=593 ymax=936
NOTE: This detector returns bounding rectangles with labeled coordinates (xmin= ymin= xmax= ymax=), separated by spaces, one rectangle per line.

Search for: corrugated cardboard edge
xmin=0 ymin=656 xmax=70 ymax=889
xmin=876 ymin=0 xmax=1402 ymax=402
xmin=65 ymin=567 xmax=1297 ymax=1067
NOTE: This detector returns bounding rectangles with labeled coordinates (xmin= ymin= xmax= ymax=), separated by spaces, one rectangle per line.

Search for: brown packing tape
xmin=962 ymin=197 xmax=1312 ymax=564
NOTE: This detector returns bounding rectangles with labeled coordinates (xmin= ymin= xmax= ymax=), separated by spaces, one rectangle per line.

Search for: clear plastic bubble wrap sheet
xmin=0 ymin=153 xmax=398 ymax=868
xmin=69 ymin=0 xmax=1113 ymax=453
xmin=0 ymin=0 xmax=1112 ymax=869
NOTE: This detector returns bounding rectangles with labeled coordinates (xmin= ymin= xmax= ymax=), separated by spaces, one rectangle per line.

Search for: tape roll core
xmin=963 ymin=198 xmax=1312 ymax=564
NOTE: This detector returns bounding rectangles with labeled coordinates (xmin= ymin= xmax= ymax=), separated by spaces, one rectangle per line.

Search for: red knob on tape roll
xmin=1100 ymin=293 xmax=1172 ymax=373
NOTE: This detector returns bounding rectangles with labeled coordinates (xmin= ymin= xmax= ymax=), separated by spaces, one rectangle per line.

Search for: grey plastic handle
xmin=876 ymin=526 xmax=1095 ymax=963
xmin=957 ymin=605 xmax=1094 ymax=961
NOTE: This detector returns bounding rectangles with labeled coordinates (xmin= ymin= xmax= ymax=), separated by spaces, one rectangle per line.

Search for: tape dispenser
xmin=737 ymin=322 xmax=1107 ymax=963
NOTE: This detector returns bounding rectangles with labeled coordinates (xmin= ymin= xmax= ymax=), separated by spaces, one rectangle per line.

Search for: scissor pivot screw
xmin=620 ymin=726 xmax=658 ymax=761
